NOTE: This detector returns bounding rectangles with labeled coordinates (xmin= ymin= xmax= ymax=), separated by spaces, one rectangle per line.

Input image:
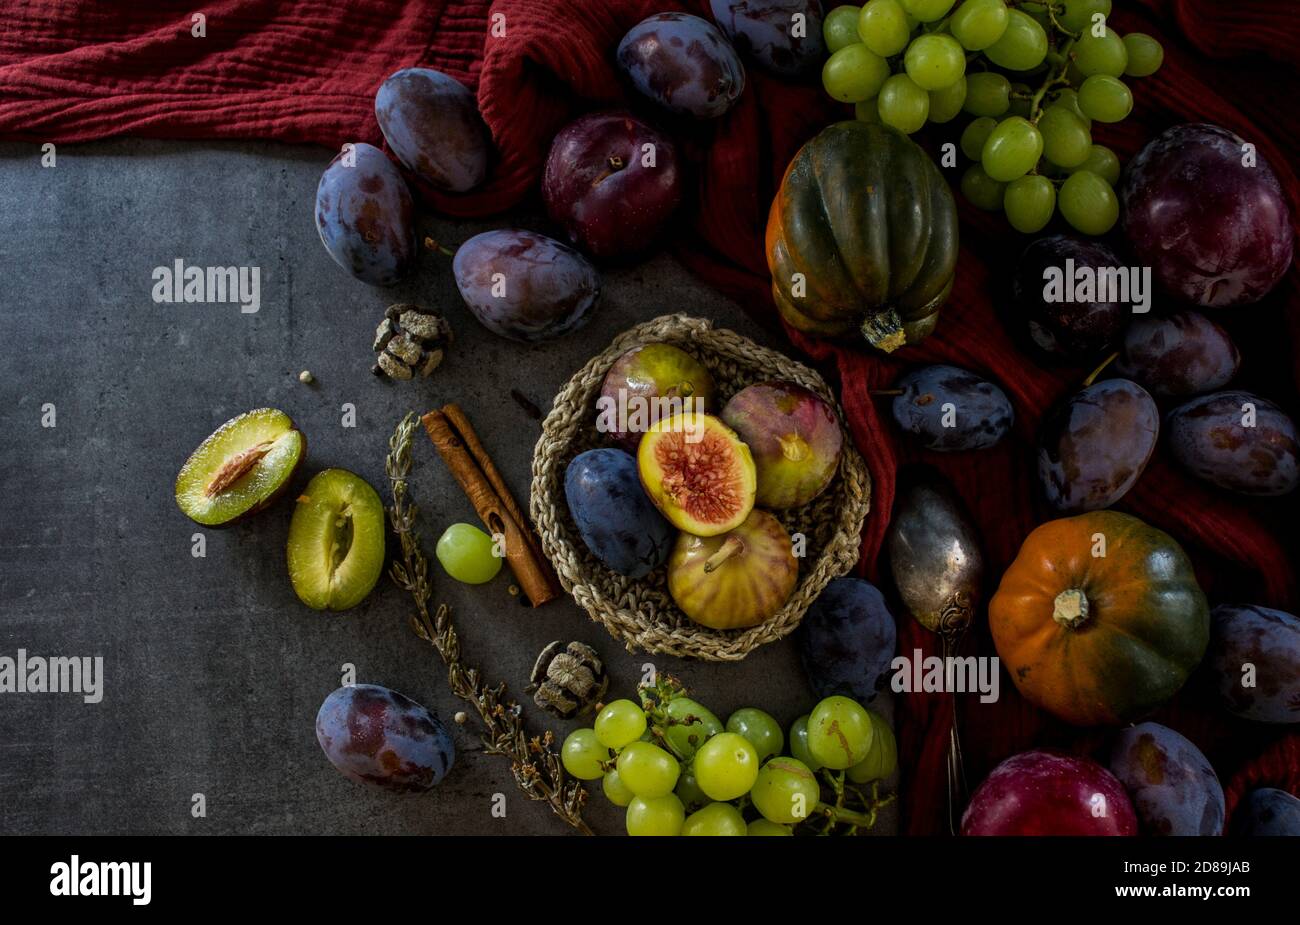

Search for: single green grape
xmin=674 ymin=765 xmax=709 ymax=811
xmin=1123 ymin=32 xmax=1163 ymax=77
xmin=928 ymin=76 xmax=966 ymax=124
xmin=1059 ymin=0 xmax=1111 ymax=34
xmin=901 ymin=0 xmax=954 ymax=22
xmin=1074 ymin=27 xmax=1127 ymax=77
xmin=1037 ymin=105 xmax=1091 ymax=168
xmin=681 ymin=801 xmax=747 ymax=836
xmin=602 ymin=768 xmax=635 ymax=807
xmin=751 ymin=757 xmax=821 ymax=824
xmin=661 ymin=696 xmax=723 ymax=759
xmin=626 ymin=794 xmax=685 ymax=836
xmin=823 ymin=43 xmax=891 ymax=102
xmin=960 ymin=116 xmax=998 ymax=160
xmin=748 ymin=818 xmax=794 ymax=836
xmin=615 ymin=741 xmax=680 ymax=798
xmin=963 ymin=72 xmax=1010 ymax=118
xmin=725 ymin=707 xmax=784 ymax=762
xmin=877 ymin=73 xmax=929 ymax=134
xmin=1071 ymin=143 xmax=1121 ymax=185
xmin=693 ymin=732 xmax=760 ymax=801
xmin=961 ymin=164 xmax=1006 ymax=211
xmin=823 ymin=4 xmax=865 ymax=53
xmin=435 ymin=523 xmax=502 ymax=584
xmin=1077 ymin=74 xmax=1132 ymax=122
xmin=788 ymin=715 xmax=823 ymax=771
xmin=858 ymin=0 xmax=911 ymax=57
xmin=984 ymin=9 xmax=1047 ymax=71
xmin=981 ymin=115 xmax=1043 ymax=182
xmin=1048 ymin=87 xmax=1092 ymax=129
xmin=1003 ymin=174 xmax=1057 ymax=233
xmin=949 ymin=0 xmax=1009 ymax=51
xmin=594 ymin=699 xmax=647 ymax=749
xmin=1058 ymin=169 xmax=1118 ymax=235
xmin=807 ymin=696 xmax=875 ymax=770
xmin=847 ymin=711 xmax=899 ymax=783
xmin=903 ymin=33 xmax=966 ymax=91
xmin=1008 ymin=82 xmax=1033 ymax=118
xmin=855 ymin=97 xmax=882 ymax=122
xmin=560 ymin=727 xmax=608 ymax=781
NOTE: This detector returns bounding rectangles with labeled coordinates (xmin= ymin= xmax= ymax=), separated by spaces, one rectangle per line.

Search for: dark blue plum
xmin=565 ymin=449 xmax=673 ymax=578
xmin=315 ymin=684 xmax=454 ymax=793
xmin=1231 ymin=788 xmax=1300 ymax=836
xmin=1109 ymin=722 xmax=1224 ymax=836
xmin=616 ymin=13 xmax=746 ymax=119
xmin=375 ymin=67 xmax=489 ymax=193
xmin=891 ymin=364 xmax=1014 ymax=451
xmin=797 ymin=577 xmax=897 ymax=703
xmin=710 ymin=1 xmax=825 ymax=77
xmin=314 ymin=142 xmax=416 ymax=286
xmin=1208 ymin=604 xmax=1300 ymax=723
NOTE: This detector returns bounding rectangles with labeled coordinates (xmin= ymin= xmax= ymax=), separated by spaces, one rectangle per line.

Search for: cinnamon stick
xmin=422 ymin=405 xmax=562 ymax=607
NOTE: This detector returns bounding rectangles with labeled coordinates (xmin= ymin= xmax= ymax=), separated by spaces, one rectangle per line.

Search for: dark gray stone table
xmin=0 ymin=139 xmax=893 ymax=835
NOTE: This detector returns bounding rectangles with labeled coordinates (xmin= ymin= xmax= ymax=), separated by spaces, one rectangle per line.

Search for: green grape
xmin=981 ymin=116 xmax=1043 ymax=181
xmin=984 ymin=10 xmax=1047 ymax=71
xmin=693 ymin=732 xmax=760 ymax=801
xmin=1074 ymin=27 xmax=1127 ymax=77
xmin=560 ymin=728 xmax=608 ymax=781
xmin=1123 ymin=32 xmax=1163 ymax=77
xmin=435 ymin=523 xmax=502 ymax=584
xmin=1071 ymin=143 xmax=1121 ymax=185
xmin=725 ymin=707 xmax=784 ymax=762
xmin=594 ymin=699 xmax=647 ymax=749
xmin=681 ymin=802 xmax=747 ymax=836
xmin=662 ymin=696 xmax=723 ymax=759
xmin=901 ymin=0 xmax=955 ymax=24
xmin=788 ymin=715 xmax=823 ymax=771
xmin=674 ymin=765 xmax=709 ymax=810
xmin=928 ymin=76 xmax=966 ymax=124
xmin=751 ymin=757 xmax=821 ymax=824
xmin=626 ymin=794 xmax=685 ymax=836
xmin=877 ymin=73 xmax=929 ymax=134
xmin=1059 ymin=0 xmax=1110 ymax=34
xmin=961 ymin=164 xmax=1005 ymax=210
xmin=1037 ymin=105 xmax=1090 ymax=168
xmin=1048 ymin=87 xmax=1091 ymax=128
xmin=1077 ymin=74 xmax=1132 ymax=122
xmin=616 ymin=741 xmax=680 ymax=798
xmin=847 ymin=711 xmax=899 ymax=783
xmin=1003 ymin=174 xmax=1056 ymax=233
xmin=823 ymin=4 xmax=865 ymax=52
xmin=602 ymin=768 xmax=635 ymax=807
xmin=1008 ymin=82 xmax=1033 ymax=118
xmin=858 ymin=0 xmax=911 ymax=57
xmin=1058 ymin=169 xmax=1118 ymax=235
xmin=748 ymin=818 xmax=794 ymax=836
xmin=823 ymin=43 xmax=891 ymax=102
xmin=903 ymin=33 xmax=966 ymax=91
xmin=960 ymin=116 xmax=998 ymax=160
xmin=949 ymin=0 xmax=1009 ymax=51
xmin=855 ymin=97 xmax=882 ymax=122
xmin=963 ymin=72 xmax=1010 ymax=117
xmin=807 ymin=696 xmax=875 ymax=770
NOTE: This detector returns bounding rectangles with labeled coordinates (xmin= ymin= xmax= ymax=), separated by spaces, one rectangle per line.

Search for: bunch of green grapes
xmin=560 ymin=678 xmax=897 ymax=835
xmin=821 ymin=0 xmax=1164 ymax=235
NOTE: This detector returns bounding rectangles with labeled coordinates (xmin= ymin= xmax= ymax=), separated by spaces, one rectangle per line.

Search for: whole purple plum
xmin=890 ymin=364 xmax=1014 ymax=451
xmin=1121 ymin=123 xmax=1294 ymax=308
xmin=796 ymin=577 xmax=897 ymax=704
xmin=1109 ymin=722 xmax=1224 ymax=836
xmin=1114 ymin=311 xmax=1240 ymax=398
xmin=1011 ymin=235 xmax=1130 ymax=360
xmin=452 ymin=230 xmax=600 ymax=343
xmin=616 ymin=13 xmax=746 ymax=119
xmin=375 ymin=67 xmax=489 ymax=193
xmin=1166 ymin=391 xmax=1299 ymax=495
xmin=1231 ymin=788 xmax=1300 ymax=836
xmin=314 ymin=142 xmax=415 ymax=286
xmin=1207 ymin=604 xmax=1300 ymax=723
xmin=315 ymin=684 xmax=455 ymax=792
xmin=710 ymin=0 xmax=825 ymax=77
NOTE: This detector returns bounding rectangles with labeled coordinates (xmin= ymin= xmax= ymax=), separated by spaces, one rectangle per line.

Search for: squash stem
xmin=1052 ymin=588 xmax=1090 ymax=629
xmin=860 ymin=309 xmax=907 ymax=353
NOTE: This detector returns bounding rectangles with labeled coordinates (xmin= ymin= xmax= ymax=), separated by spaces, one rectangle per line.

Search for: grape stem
xmin=1028 ymin=37 xmax=1075 ymax=124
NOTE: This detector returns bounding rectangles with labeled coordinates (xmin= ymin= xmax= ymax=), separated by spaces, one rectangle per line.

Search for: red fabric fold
xmin=2 ymin=0 xmax=1296 ymax=835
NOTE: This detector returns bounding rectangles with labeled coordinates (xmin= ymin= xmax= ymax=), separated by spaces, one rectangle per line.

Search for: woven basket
xmin=530 ymin=314 xmax=871 ymax=661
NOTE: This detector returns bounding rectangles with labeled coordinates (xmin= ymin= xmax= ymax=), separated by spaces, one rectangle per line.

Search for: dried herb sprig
xmin=385 ymin=412 xmax=592 ymax=835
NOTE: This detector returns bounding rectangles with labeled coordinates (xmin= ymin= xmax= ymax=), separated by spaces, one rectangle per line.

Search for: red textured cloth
xmin=3 ymin=0 xmax=1296 ymax=835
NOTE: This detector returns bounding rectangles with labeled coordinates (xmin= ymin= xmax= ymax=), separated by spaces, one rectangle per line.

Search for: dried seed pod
xmin=525 ymin=640 xmax=608 ymax=719
xmin=372 ymin=303 xmax=453 ymax=380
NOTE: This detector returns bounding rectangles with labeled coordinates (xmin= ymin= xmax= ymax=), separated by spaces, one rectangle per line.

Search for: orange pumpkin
xmin=989 ymin=511 xmax=1209 ymax=726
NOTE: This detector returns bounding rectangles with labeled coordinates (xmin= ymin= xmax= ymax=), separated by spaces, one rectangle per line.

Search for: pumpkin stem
xmin=1052 ymin=588 xmax=1090 ymax=629
xmin=703 ymin=535 xmax=744 ymax=574
xmin=861 ymin=309 xmax=907 ymax=353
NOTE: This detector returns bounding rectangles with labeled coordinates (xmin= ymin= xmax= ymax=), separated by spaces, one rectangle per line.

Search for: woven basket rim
xmin=529 ymin=313 xmax=871 ymax=661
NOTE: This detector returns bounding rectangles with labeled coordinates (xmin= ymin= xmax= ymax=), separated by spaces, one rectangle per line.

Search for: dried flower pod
xmin=373 ymin=303 xmax=452 ymax=380
xmin=525 ymin=640 xmax=608 ymax=719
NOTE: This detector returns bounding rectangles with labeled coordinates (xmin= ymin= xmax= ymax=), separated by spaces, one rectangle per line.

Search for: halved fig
xmin=638 ymin=412 xmax=756 ymax=537
xmin=287 ymin=469 xmax=386 ymax=611
xmin=175 ymin=408 xmax=305 ymax=526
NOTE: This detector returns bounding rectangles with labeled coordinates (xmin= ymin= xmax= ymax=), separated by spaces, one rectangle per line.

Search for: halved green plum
xmin=175 ymin=408 xmax=305 ymax=526
xmin=287 ymin=469 xmax=386 ymax=611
